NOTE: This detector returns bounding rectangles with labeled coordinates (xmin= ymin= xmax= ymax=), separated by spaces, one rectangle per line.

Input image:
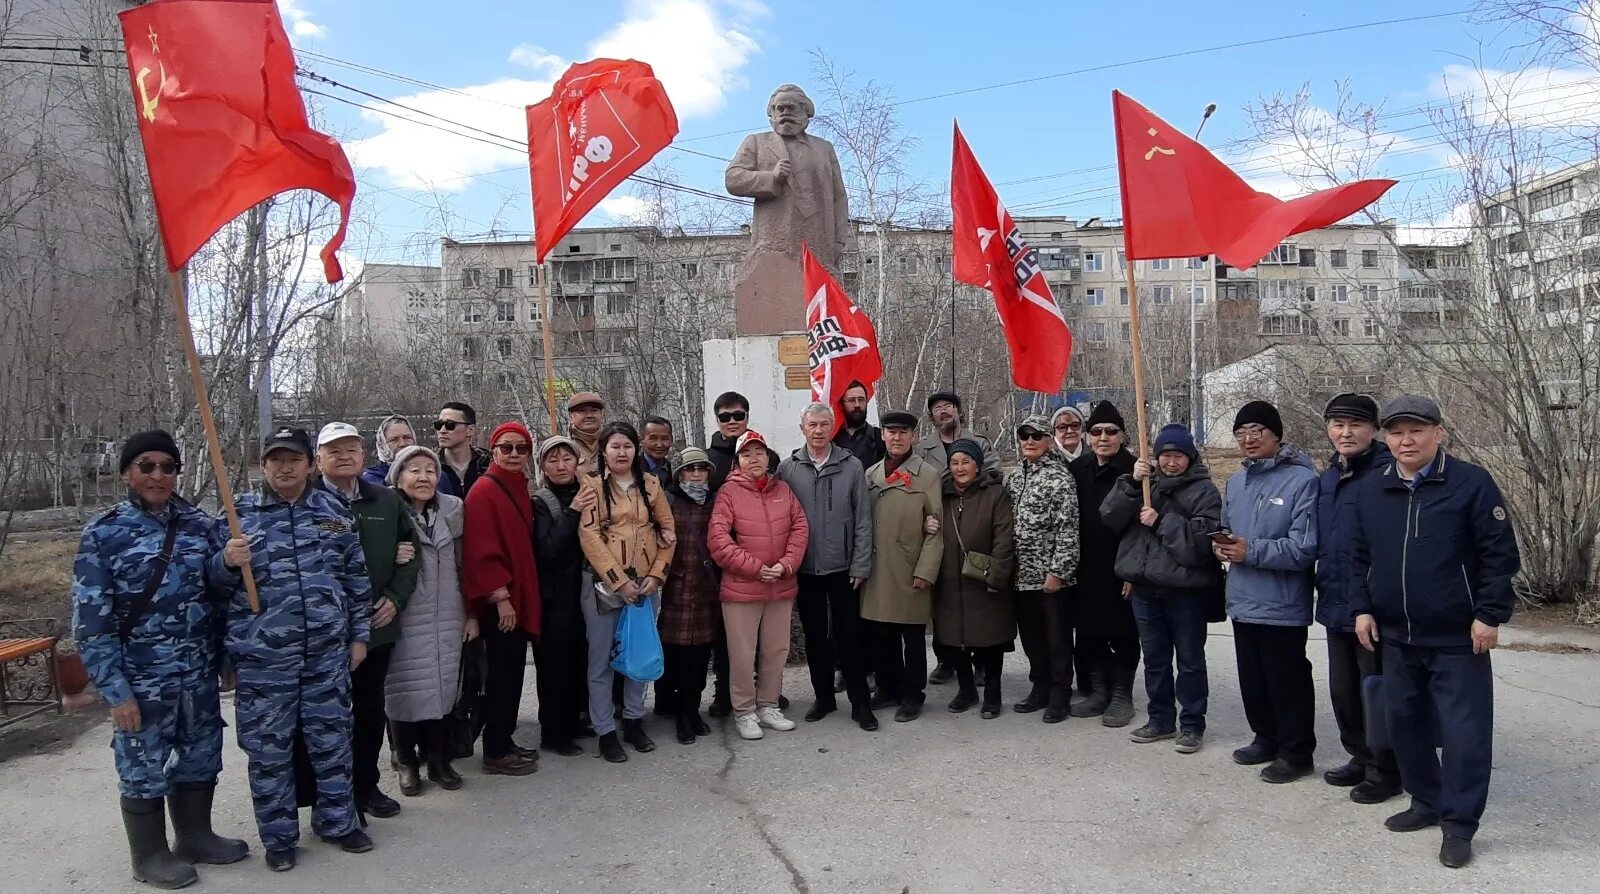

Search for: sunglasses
xmin=433 ymin=419 xmax=467 ymax=431
xmin=494 ymin=442 xmax=532 ymax=455
xmin=1055 ymin=423 xmax=1082 ymax=433
xmin=1018 ymin=431 xmax=1051 ymax=442
xmin=135 ymin=460 xmax=180 ymax=476
xmin=716 ymin=411 xmax=748 ymax=423
xmin=1088 ymin=426 xmax=1122 ymax=437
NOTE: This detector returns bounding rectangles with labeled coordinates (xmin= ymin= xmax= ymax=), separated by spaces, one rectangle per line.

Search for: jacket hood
xmin=1244 ymin=442 xmax=1316 ymax=475
xmin=1154 ymin=461 xmax=1212 ymax=493
xmin=725 ymin=468 xmax=775 ymax=492
xmin=709 ymin=431 xmax=739 ymax=452
xmin=944 ymin=466 xmax=1002 ymax=496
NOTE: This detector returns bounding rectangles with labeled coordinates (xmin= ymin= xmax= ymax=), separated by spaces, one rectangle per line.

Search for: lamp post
xmin=1190 ymin=102 xmax=1216 ymax=436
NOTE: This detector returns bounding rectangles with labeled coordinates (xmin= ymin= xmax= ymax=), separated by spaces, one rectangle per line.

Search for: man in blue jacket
xmin=1314 ymin=393 xmax=1402 ymax=804
xmin=1351 ymin=395 xmax=1520 ymax=870
xmin=1215 ymin=400 xmax=1319 ymax=784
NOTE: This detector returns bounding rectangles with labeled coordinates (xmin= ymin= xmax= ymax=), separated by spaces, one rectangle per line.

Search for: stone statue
xmin=725 ymin=84 xmax=850 ymax=335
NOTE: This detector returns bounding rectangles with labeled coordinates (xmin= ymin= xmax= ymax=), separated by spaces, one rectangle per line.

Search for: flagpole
xmin=167 ymin=270 xmax=260 ymax=613
xmin=1122 ymin=257 xmax=1153 ymax=508
xmin=537 ymin=261 xmax=559 ymax=431
xmin=948 ymin=270 xmax=957 ymax=389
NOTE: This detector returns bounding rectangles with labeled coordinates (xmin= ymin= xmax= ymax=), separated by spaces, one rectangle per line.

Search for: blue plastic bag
xmin=611 ymin=595 xmax=664 ymax=682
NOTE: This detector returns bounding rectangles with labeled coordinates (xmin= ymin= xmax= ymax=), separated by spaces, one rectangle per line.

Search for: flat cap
xmin=566 ymin=391 xmax=605 ymax=411
xmin=880 ymin=410 xmax=918 ymax=429
xmin=1380 ymin=394 xmax=1442 ymax=428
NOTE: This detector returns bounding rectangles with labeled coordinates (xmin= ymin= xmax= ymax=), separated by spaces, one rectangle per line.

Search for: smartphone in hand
xmin=1208 ymin=530 xmax=1238 ymax=544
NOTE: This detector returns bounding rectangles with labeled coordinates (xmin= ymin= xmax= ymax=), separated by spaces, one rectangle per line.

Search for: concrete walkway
xmin=4 ymin=625 xmax=1597 ymax=893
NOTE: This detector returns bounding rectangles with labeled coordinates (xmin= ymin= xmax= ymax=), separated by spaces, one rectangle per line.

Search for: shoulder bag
xmin=952 ymin=498 xmax=994 ymax=584
xmin=118 ymin=513 xmax=182 ymax=641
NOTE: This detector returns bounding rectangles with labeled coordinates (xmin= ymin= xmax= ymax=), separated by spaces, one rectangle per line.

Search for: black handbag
xmin=445 ymin=636 xmax=487 ymax=759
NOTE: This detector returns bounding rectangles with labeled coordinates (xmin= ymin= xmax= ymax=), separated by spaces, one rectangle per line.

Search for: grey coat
xmin=914 ymin=429 xmax=1000 ymax=477
xmin=383 ymin=493 xmax=465 ymax=723
xmin=1100 ymin=464 xmax=1225 ymax=593
xmin=776 ymin=444 xmax=873 ymax=578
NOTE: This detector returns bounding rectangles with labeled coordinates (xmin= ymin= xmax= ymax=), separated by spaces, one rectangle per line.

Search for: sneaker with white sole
xmin=1174 ymin=729 xmax=1204 ymax=753
xmin=735 ymin=713 xmax=764 ymax=740
xmin=756 ymin=706 xmax=796 ymax=731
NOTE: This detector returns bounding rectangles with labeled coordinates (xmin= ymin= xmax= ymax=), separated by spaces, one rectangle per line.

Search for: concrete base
xmin=703 ymin=334 xmax=814 ymax=458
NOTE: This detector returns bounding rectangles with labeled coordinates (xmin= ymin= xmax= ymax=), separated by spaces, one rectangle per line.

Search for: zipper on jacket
xmin=1401 ymin=490 xmax=1414 ymax=642
xmin=1460 ymin=564 xmax=1475 ymax=609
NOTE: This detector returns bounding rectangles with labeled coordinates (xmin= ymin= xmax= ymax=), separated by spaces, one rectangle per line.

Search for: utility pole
xmin=1191 ymin=103 xmax=1216 ymax=437
xmin=255 ymin=206 xmax=273 ymax=446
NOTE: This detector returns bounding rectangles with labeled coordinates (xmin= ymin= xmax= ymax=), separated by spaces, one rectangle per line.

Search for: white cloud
xmin=1396 ymin=202 xmax=1474 ymax=247
xmin=1431 ymin=64 xmax=1600 ymax=130
xmin=597 ymin=195 xmax=649 ymax=222
xmin=279 ymin=0 xmax=327 ymax=41
xmin=1231 ymin=102 xmax=1438 ymax=203
xmin=348 ymin=0 xmax=764 ymax=191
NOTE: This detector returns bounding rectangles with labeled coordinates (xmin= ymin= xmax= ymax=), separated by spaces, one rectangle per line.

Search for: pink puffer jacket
xmin=708 ymin=470 xmax=809 ymax=602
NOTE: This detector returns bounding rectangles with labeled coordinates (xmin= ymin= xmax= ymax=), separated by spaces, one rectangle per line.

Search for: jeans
xmin=796 ymin=572 xmax=870 ymax=709
xmin=1384 ymin=641 xmax=1494 ymax=839
xmin=1130 ymin=588 xmax=1209 ymax=734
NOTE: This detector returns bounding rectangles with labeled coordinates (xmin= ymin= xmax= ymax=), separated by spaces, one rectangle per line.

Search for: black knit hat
xmin=120 ymin=430 xmax=180 ymax=473
xmin=1322 ymin=392 xmax=1379 ymax=424
xmin=1085 ymin=400 xmax=1126 ymax=431
xmin=926 ymin=390 xmax=962 ymax=412
xmin=1233 ymin=400 xmax=1283 ymax=439
xmin=948 ymin=437 xmax=984 ymax=466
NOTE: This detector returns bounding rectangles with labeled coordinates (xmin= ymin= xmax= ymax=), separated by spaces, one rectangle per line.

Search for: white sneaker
xmin=735 ymin=713 xmax=764 ymax=740
xmin=756 ymin=706 xmax=796 ymax=731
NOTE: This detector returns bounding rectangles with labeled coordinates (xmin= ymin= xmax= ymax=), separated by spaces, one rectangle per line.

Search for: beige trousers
xmin=720 ymin=599 xmax=794 ymax=716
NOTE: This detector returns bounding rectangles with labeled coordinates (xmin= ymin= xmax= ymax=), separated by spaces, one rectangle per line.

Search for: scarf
xmin=680 ymin=482 xmax=710 ymax=504
xmin=548 ymin=479 xmax=580 ymax=509
xmin=884 ymin=453 xmax=906 ymax=477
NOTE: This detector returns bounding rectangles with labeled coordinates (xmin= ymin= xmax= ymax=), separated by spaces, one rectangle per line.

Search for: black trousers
xmin=663 ymin=643 xmax=713 ymax=716
xmin=533 ymin=637 xmax=586 ymax=746
xmin=1384 ymin=641 xmax=1494 ymax=840
xmin=1233 ymin=621 xmax=1316 ymax=764
xmin=931 ymin=639 xmax=959 ymax=669
xmin=796 ymin=572 xmax=870 ymax=708
xmin=350 ymin=642 xmax=394 ymax=796
xmin=1016 ymin=589 xmax=1074 ymax=695
xmin=1327 ymin=630 xmax=1400 ymax=785
xmin=711 ymin=636 xmax=731 ymax=705
xmin=954 ymin=646 xmax=1004 ymax=701
xmin=1077 ymin=632 xmax=1141 ymax=671
xmin=480 ymin=607 xmax=529 ymax=760
xmin=866 ymin=619 xmax=927 ymax=707
xmin=390 ymin=718 xmax=449 ymax=768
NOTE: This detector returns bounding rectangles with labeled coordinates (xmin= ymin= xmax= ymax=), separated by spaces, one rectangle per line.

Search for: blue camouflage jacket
xmin=220 ymin=483 xmax=372 ymax=664
xmin=71 ymin=494 xmax=232 ymax=706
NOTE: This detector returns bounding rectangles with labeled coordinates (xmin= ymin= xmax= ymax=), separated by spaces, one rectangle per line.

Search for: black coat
xmin=1100 ymin=463 xmax=1224 ymax=594
xmin=708 ymin=431 xmax=780 ymax=491
xmin=533 ymin=482 xmax=585 ymax=645
xmin=833 ymin=423 xmax=885 ymax=470
xmin=1070 ymin=450 xmax=1138 ymax=639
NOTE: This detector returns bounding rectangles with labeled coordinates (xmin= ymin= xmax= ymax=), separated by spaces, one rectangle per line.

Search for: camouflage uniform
xmin=72 ymin=494 xmax=232 ymax=799
xmin=220 ymin=484 xmax=372 ymax=852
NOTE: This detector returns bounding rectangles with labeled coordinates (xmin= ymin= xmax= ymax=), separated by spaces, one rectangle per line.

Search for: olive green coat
xmin=931 ymin=469 xmax=1017 ymax=649
xmin=860 ymin=455 xmax=944 ymax=625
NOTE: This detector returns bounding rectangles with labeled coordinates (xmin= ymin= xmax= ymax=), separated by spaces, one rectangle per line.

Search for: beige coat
xmin=578 ymin=471 xmax=675 ymax=590
xmin=860 ymin=455 xmax=944 ymax=625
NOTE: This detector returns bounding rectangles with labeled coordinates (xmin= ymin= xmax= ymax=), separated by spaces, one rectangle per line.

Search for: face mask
xmin=680 ymin=482 xmax=710 ymax=504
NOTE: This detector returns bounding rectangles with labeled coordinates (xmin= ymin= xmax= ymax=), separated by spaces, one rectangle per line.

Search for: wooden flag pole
xmin=167 ymin=271 xmax=261 ymax=613
xmin=1122 ymin=256 xmax=1153 ymax=508
xmin=537 ymin=262 xmax=559 ymax=429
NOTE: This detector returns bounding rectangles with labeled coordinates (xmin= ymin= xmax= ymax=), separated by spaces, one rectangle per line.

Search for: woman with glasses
xmin=1051 ymin=405 xmax=1085 ymax=461
xmin=1068 ymin=401 xmax=1142 ymax=727
xmin=1007 ymin=415 xmax=1080 ymax=723
xmin=460 ymin=421 xmax=542 ymax=777
xmin=577 ymin=421 xmax=676 ymax=763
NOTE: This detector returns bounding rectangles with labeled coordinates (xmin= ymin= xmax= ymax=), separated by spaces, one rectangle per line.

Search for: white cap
xmin=316 ymin=421 xmax=362 ymax=447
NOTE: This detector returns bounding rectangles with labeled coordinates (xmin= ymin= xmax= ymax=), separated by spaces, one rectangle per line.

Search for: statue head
xmin=767 ymin=84 xmax=814 ymax=138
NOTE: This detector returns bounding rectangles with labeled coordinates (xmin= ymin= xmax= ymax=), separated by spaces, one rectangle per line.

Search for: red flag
xmin=119 ymin=0 xmax=356 ymax=282
xmin=950 ymin=123 xmax=1072 ymax=393
xmin=527 ymin=59 xmax=679 ymax=263
xmin=1112 ymin=91 xmax=1395 ymax=270
xmin=803 ymin=244 xmax=882 ymax=437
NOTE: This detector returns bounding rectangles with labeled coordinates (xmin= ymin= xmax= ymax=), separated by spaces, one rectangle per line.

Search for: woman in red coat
xmin=461 ymin=421 xmax=541 ymax=777
xmin=708 ymin=430 xmax=808 ymax=742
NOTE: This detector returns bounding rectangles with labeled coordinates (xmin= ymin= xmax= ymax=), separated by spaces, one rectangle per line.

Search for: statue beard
xmin=773 ymin=118 xmax=806 ymax=137
xmin=844 ymin=407 xmax=868 ymax=428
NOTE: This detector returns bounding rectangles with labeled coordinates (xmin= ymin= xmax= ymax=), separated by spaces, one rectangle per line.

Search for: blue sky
xmin=275 ymin=0 xmax=1592 ymax=263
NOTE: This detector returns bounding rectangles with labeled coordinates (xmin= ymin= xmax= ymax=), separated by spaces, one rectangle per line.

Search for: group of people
xmin=71 ymin=378 xmax=1520 ymax=886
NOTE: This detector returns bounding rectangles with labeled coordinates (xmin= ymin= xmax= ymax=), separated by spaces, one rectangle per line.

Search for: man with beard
xmin=833 ymin=380 xmax=884 ymax=469
xmin=566 ymin=392 xmax=606 ymax=474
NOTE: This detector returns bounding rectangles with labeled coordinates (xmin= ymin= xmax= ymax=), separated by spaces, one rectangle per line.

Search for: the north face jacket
xmin=1220 ymin=443 xmax=1319 ymax=627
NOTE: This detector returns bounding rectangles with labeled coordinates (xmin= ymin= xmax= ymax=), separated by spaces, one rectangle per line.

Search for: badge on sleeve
xmin=1492 ymin=506 xmax=1506 ymax=522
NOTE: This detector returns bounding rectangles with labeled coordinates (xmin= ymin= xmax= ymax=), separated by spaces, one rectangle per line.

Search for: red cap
xmin=489 ymin=421 xmax=534 ymax=447
xmin=735 ymin=429 xmax=767 ymax=453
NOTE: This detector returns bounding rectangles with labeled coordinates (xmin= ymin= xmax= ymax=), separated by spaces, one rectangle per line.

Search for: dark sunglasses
xmin=1088 ymin=425 xmax=1122 ymax=437
xmin=433 ymin=419 xmax=467 ymax=431
xmin=716 ymin=411 xmax=747 ymax=423
xmin=135 ymin=460 xmax=180 ymax=476
xmin=494 ymin=442 xmax=532 ymax=455
xmin=1018 ymin=431 xmax=1051 ymax=442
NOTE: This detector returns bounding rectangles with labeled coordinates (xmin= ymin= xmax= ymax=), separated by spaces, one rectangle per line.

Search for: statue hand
xmin=774 ymin=158 xmax=791 ymax=181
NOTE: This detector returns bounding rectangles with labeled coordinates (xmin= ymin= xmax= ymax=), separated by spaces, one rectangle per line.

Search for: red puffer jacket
xmin=708 ymin=470 xmax=809 ymax=603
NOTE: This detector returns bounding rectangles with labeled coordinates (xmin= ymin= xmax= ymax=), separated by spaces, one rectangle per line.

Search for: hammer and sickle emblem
xmin=1143 ymin=127 xmax=1176 ymax=161
xmin=136 ymin=62 xmax=167 ymax=123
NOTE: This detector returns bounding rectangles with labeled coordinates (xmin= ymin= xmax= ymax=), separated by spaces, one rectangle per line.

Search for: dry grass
xmin=0 ymin=537 xmax=78 ymax=635
xmin=1501 ymin=641 xmax=1596 ymax=654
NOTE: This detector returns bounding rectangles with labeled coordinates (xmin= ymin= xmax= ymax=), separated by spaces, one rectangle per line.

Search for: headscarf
xmin=374 ymin=414 xmax=416 ymax=463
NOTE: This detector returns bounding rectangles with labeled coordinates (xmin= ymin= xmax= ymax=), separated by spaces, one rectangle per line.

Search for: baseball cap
xmin=567 ymin=391 xmax=605 ymax=411
xmin=1015 ymin=414 xmax=1052 ymax=438
xmin=262 ymin=427 xmax=313 ymax=458
xmin=735 ymin=430 xmax=768 ymax=452
xmin=316 ymin=421 xmax=362 ymax=447
xmin=1380 ymin=395 xmax=1442 ymax=428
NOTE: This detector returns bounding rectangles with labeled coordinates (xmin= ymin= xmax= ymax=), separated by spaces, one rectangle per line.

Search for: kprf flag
xmin=527 ymin=59 xmax=679 ymax=263
xmin=804 ymin=244 xmax=882 ymax=437
xmin=1112 ymin=90 xmax=1396 ymax=270
xmin=119 ymin=0 xmax=356 ymax=282
xmin=951 ymin=123 xmax=1072 ymax=393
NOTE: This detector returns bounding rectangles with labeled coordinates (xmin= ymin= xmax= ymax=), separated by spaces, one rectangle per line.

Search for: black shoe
xmin=947 ymin=687 xmax=979 ymax=713
xmin=928 ymin=662 xmax=955 ymax=685
xmin=869 ymin=691 xmax=902 ymax=710
xmin=1231 ymin=741 xmax=1278 ymax=766
xmin=980 ymin=701 xmax=1002 ymax=720
xmin=1260 ymin=758 xmax=1313 ymax=784
xmin=621 ymin=718 xmax=656 ymax=753
xmin=894 ymin=702 xmax=922 ymax=723
xmin=481 ymin=754 xmax=537 ymax=776
xmin=321 ymin=829 xmax=373 ymax=854
xmin=427 ymin=758 xmax=464 ymax=790
xmin=833 ymin=670 xmax=847 ymax=694
xmin=1042 ymin=690 xmax=1070 ymax=724
xmin=396 ymin=762 xmax=422 ymax=797
xmin=1440 ymin=834 xmax=1473 ymax=868
xmin=804 ymin=701 xmax=836 ymax=722
xmin=778 ymin=694 xmax=791 ymax=711
xmin=1323 ymin=760 xmax=1365 ymax=787
xmin=598 ymin=731 xmax=629 ymax=763
xmin=121 ymin=797 xmax=199 ymax=889
xmin=265 ymin=848 xmax=296 ymax=872
xmin=541 ymin=740 xmax=584 ymax=757
xmin=1384 ymin=808 xmax=1439 ymax=833
xmin=1351 ymin=780 xmax=1404 ymax=805
xmin=853 ymin=706 xmax=879 ymax=731
xmin=691 ymin=713 xmax=711 ymax=736
xmin=573 ymin=724 xmax=598 ymax=738
xmin=167 ymin=782 xmax=249 ymax=865
xmin=1013 ymin=686 xmax=1048 ymax=714
xmin=708 ymin=696 xmax=733 ymax=719
xmin=359 ymin=788 xmax=401 ymax=819
xmin=675 ymin=713 xmax=697 ymax=745
xmin=1069 ymin=667 xmax=1111 ymax=718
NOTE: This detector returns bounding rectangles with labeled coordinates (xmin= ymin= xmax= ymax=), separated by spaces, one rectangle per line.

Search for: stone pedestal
xmin=733 ymin=250 xmax=805 ymax=336
xmin=702 ymin=334 xmax=814 ymax=458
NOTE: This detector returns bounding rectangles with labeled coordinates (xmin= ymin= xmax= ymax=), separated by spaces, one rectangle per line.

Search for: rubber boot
xmin=167 ymin=783 xmax=248 ymax=865
xmin=1069 ymin=666 xmax=1111 ymax=718
xmin=1042 ymin=687 xmax=1071 ymax=724
xmin=1101 ymin=665 xmax=1137 ymax=728
xmin=121 ymin=797 xmax=198 ymax=890
xmin=980 ymin=672 xmax=1003 ymax=719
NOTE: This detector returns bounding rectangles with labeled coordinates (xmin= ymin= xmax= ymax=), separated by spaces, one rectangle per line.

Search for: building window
xmin=1187 ymin=256 xmax=1206 ymax=269
xmin=1302 ymin=285 xmax=1317 ymax=303
xmin=594 ymin=258 xmax=636 ymax=280
xmin=1261 ymin=314 xmax=1315 ymax=336
xmin=604 ymin=368 xmax=626 ymax=397
xmin=462 ymin=267 xmax=483 ymax=288
xmin=1332 ymin=285 xmax=1349 ymax=303
xmin=1484 ymin=203 xmax=1504 ymax=225
xmin=1332 ymin=318 xmax=1351 ymax=337
xmin=496 ymin=337 xmax=514 ymax=358
xmin=528 ymin=299 xmax=543 ymax=323
xmin=496 ymin=267 xmax=514 ymax=288
xmin=1361 ymin=249 xmax=1379 ymax=268
xmin=1153 ymin=285 xmax=1174 ymax=304
xmin=936 ymin=255 xmax=952 ymax=274
xmin=1442 ymin=252 xmax=1467 ymax=269
xmin=462 ymin=302 xmax=484 ymax=324
xmin=1261 ymin=243 xmax=1296 ymax=264
xmin=1116 ymin=249 xmax=1127 ymax=271
xmin=1083 ymin=252 xmax=1104 ymax=272
xmin=1038 ymin=249 xmax=1065 ymax=270
xmin=681 ymin=262 xmax=699 ymax=279
xmin=1151 ymin=258 xmax=1173 ymax=271
xmin=1530 ymin=179 xmax=1574 ymax=212
xmin=559 ymin=296 xmax=594 ymax=318
xmin=567 ymin=244 xmax=582 ymax=253
xmin=1330 ymin=249 xmax=1347 ymax=269
xmin=898 ymin=255 xmax=920 ymax=276
xmin=528 ymin=265 xmax=540 ymax=287
xmin=1363 ymin=285 xmax=1380 ymax=302
xmin=1298 ymin=248 xmax=1317 ymax=267
xmin=1120 ymin=321 xmax=1132 ymax=342
xmin=1191 ymin=285 xmax=1206 ymax=304
xmin=462 ymin=337 xmax=482 ymax=360
xmin=1085 ymin=322 xmax=1108 ymax=346
xmin=1362 ymin=317 xmax=1377 ymax=338
xmin=1084 ymin=288 xmax=1105 ymax=307
xmin=605 ymin=295 xmax=633 ymax=316
xmin=561 ymin=261 xmax=589 ymax=284
xmin=610 ymin=243 xmax=623 ymax=252
xmin=495 ymin=300 xmax=516 ymax=322
xmin=1119 ymin=287 xmax=1130 ymax=306
xmin=1583 ymin=210 xmax=1600 ymax=237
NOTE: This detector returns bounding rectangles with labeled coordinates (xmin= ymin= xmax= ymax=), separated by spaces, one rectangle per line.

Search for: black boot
xmin=425 ymin=724 xmax=463 ymax=789
xmin=598 ymin=731 xmax=629 ymax=763
xmin=1013 ymin=684 xmax=1048 ymax=714
xmin=675 ymin=712 xmax=697 ymax=745
xmin=708 ymin=680 xmax=733 ymax=718
xmin=981 ymin=675 xmax=1003 ymax=719
xmin=1042 ymin=687 xmax=1070 ymax=724
xmin=622 ymin=718 xmax=656 ymax=753
xmin=167 ymin=782 xmax=249 ymax=865
xmin=928 ymin=661 xmax=955 ymax=685
xmin=1069 ymin=666 xmax=1110 ymax=718
xmin=396 ymin=759 xmax=422 ymax=797
xmin=121 ymin=796 xmax=198 ymax=889
xmin=1101 ymin=665 xmax=1137 ymax=728
xmin=947 ymin=687 xmax=979 ymax=713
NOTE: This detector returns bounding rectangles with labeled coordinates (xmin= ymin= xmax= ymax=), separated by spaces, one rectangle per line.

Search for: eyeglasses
xmin=1018 ymin=432 xmax=1051 ymax=442
xmin=1055 ymin=423 xmax=1082 ymax=433
xmin=716 ymin=411 xmax=747 ymax=423
xmin=135 ymin=460 xmax=180 ymax=476
xmin=1088 ymin=426 xmax=1121 ymax=437
xmin=1234 ymin=424 xmax=1268 ymax=441
xmin=494 ymin=442 xmax=532 ymax=455
xmin=433 ymin=419 xmax=467 ymax=432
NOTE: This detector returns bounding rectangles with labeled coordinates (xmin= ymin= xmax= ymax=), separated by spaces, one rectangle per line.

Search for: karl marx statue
xmin=725 ymin=84 xmax=850 ymax=335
